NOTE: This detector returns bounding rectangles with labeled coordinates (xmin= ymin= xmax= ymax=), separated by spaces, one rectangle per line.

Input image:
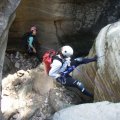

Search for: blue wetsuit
xmin=27 ymin=33 xmax=37 ymax=54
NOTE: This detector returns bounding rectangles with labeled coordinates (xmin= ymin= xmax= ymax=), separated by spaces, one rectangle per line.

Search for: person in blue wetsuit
xmin=27 ymin=26 xmax=37 ymax=55
xmin=22 ymin=26 xmax=41 ymax=62
xmin=49 ymin=45 xmax=97 ymax=98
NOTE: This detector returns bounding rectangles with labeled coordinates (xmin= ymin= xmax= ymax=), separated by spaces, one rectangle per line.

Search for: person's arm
xmin=49 ymin=59 xmax=62 ymax=79
xmin=28 ymin=37 xmax=33 ymax=48
xmin=80 ymin=56 xmax=97 ymax=64
xmin=28 ymin=37 xmax=36 ymax=53
xmin=71 ymin=56 xmax=97 ymax=67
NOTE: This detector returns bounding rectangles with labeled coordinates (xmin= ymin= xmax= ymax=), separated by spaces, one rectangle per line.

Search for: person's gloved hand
xmin=74 ymin=57 xmax=83 ymax=62
xmin=94 ymin=55 xmax=98 ymax=61
xmin=56 ymin=76 xmax=66 ymax=84
xmin=55 ymin=74 xmax=62 ymax=83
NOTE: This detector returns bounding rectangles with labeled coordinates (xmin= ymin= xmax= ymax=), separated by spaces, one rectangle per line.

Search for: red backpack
xmin=42 ymin=49 xmax=56 ymax=75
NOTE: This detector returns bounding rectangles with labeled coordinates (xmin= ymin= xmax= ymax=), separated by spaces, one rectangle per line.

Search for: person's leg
xmin=27 ymin=46 xmax=34 ymax=55
xmin=57 ymin=76 xmax=93 ymax=97
xmin=34 ymin=41 xmax=42 ymax=62
xmin=34 ymin=52 xmax=42 ymax=62
xmin=72 ymin=80 xmax=93 ymax=97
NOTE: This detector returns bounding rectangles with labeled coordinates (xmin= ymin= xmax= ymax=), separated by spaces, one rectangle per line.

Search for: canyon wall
xmin=8 ymin=0 xmax=120 ymax=56
xmin=0 ymin=0 xmax=120 ymax=119
xmin=0 ymin=0 xmax=21 ymax=119
xmin=73 ymin=21 xmax=120 ymax=102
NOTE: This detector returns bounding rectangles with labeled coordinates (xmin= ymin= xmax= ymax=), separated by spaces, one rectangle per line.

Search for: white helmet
xmin=61 ymin=45 xmax=73 ymax=57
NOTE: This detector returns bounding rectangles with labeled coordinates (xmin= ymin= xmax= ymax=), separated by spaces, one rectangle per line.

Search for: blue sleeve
xmin=80 ymin=57 xmax=96 ymax=64
xmin=71 ymin=57 xmax=97 ymax=67
xmin=28 ymin=37 xmax=33 ymax=48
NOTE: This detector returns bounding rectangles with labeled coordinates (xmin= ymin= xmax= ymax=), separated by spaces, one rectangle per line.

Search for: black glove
xmin=56 ymin=76 xmax=66 ymax=84
xmin=94 ymin=55 xmax=98 ymax=61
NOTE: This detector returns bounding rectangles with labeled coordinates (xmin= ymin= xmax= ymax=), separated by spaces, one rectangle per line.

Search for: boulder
xmin=52 ymin=101 xmax=120 ymax=120
xmin=72 ymin=21 xmax=120 ymax=102
xmin=0 ymin=0 xmax=21 ymax=119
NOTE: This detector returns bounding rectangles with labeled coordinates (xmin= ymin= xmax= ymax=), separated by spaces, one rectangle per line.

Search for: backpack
xmin=42 ymin=49 xmax=63 ymax=75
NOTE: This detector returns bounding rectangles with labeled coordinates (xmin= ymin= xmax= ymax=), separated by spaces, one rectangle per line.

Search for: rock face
xmin=72 ymin=21 xmax=120 ymax=102
xmin=52 ymin=101 xmax=120 ymax=120
xmin=3 ymin=55 xmax=16 ymax=77
xmin=94 ymin=21 xmax=120 ymax=102
xmin=0 ymin=0 xmax=21 ymax=119
xmin=1 ymin=0 xmax=120 ymax=119
xmin=8 ymin=0 xmax=120 ymax=56
xmin=1 ymin=54 xmax=82 ymax=119
xmin=2 ymin=68 xmax=54 ymax=120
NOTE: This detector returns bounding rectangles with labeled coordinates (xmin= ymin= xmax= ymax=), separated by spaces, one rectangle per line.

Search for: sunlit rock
xmin=52 ymin=101 xmax=120 ymax=120
xmin=1 ymin=69 xmax=50 ymax=119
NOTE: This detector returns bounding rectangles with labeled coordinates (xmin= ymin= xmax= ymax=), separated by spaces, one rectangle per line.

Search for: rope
xmin=75 ymin=67 xmax=81 ymax=73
